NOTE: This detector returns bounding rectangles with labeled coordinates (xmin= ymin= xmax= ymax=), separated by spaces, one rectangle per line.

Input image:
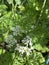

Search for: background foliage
xmin=0 ymin=0 xmax=49 ymax=65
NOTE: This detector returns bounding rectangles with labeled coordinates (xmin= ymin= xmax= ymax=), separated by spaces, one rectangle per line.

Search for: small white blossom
xmin=15 ymin=36 xmax=34 ymax=56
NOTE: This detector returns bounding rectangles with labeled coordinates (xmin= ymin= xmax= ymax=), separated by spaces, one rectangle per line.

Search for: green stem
xmin=12 ymin=0 xmax=15 ymax=20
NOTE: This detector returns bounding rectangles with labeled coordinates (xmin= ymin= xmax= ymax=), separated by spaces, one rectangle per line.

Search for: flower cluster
xmin=5 ymin=35 xmax=17 ymax=48
xmin=15 ymin=36 xmax=34 ymax=56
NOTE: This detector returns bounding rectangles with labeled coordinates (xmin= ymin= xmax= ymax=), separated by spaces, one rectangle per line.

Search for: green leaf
xmin=7 ymin=0 xmax=13 ymax=4
xmin=15 ymin=0 xmax=21 ymax=5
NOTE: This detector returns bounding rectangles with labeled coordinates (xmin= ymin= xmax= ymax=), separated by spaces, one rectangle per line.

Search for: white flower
xmin=15 ymin=36 xmax=34 ymax=56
